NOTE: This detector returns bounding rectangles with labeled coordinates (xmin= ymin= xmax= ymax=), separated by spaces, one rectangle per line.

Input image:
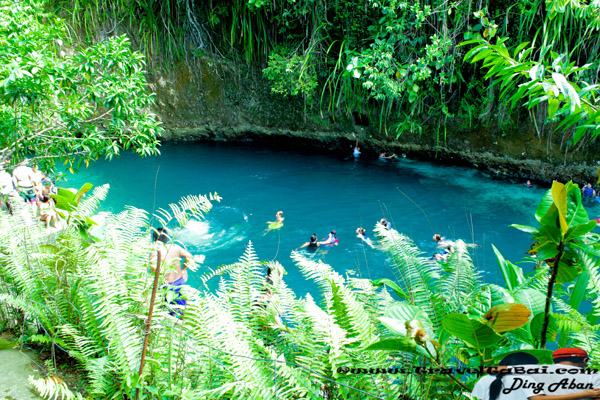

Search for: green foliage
xmin=6 ymin=179 xmax=600 ymax=398
xmin=0 ymin=0 xmax=161 ymax=173
xmin=46 ymin=0 xmax=600 ymax=146
xmin=462 ymin=8 xmax=600 ymax=143
xmin=366 ymin=227 xmax=508 ymax=394
xmin=263 ymin=46 xmax=318 ymax=98
xmin=511 ymin=181 xmax=600 ymax=348
xmin=0 ymin=189 xmax=405 ymax=399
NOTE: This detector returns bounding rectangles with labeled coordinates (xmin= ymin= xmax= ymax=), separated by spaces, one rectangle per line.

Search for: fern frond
xmin=76 ymin=184 xmax=109 ymax=218
xmin=440 ymin=240 xmax=481 ymax=313
xmin=373 ymin=225 xmax=444 ymax=326
xmin=291 ymin=250 xmax=345 ymax=294
xmin=29 ymin=376 xmax=85 ymax=400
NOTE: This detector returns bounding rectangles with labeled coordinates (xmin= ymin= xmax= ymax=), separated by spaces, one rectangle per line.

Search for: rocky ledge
xmin=160 ymin=125 xmax=600 ymax=186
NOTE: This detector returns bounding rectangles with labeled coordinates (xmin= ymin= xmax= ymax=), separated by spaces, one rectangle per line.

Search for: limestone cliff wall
xmin=147 ymin=57 xmax=600 ymax=184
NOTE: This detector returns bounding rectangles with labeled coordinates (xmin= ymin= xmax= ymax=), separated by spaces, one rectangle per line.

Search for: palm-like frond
xmin=439 ymin=240 xmax=481 ymax=313
xmin=1 ymin=191 xmax=403 ymax=399
xmin=29 ymin=376 xmax=85 ymax=400
xmin=373 ymin=225 xmax=444 ymax=326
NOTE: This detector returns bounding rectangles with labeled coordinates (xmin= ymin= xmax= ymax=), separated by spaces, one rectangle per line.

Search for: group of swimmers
xmin=352 ymin=138 xmax=403 ymax=161
xmin=0 ymin=161 xmax=59 ymax=228
xmin=295 ymin=217 xmax=393 ymax=251
xmin=298 ymin=231 xmax=339 ymax=250
xmin=431 ymin=233 xmax=455 ymax=261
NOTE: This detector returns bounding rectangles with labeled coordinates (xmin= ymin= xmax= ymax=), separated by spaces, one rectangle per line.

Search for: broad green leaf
xmin=565 ymin=220 xmax=597 ymax=241
xmin=565 ymin=182 xmax=589 ymax=227
xmin=548 ymin=98 xmax=560 ymax=118
xmin=555 ymin=253 xmax=583 ymax=284
xmin=379 ymin=317 xmax=408 ymax=336
xmin=510 ymin=224 xmax=538 ymax=234
xmin=513 ymin=42 xmax=530 ymax=58
xmin=492 ymin=244 xmax=524 ymax=291
xmin=535 ymin=190 xmax=554 ymax=222
xmin=385 ymin=302 xmax=433 ymax=331
xmin=488 ymin=284 xmax=514 ymax=306
xmin=530 ymin=312 xmax=557 ymax=342
xmin=538 ymin=224 xmax=562 ymax=243
xmin=529 ymin=64 xmax=543 ymax=80
xmin=74 ymin=183 xmax=94 ymax=204
xmin=514 ymin=288 xmax=546 ymax=315
xmin=534 ymin=240 xmax=559 ymax=261
xmin=372 ymin=278 xmax=409 ymax=300
xmin=442 ymin=313 xmax=503 ymax=352
xmin=552 ymin=72 xmax=581 ymax=112
xmin=56 ymin=187 xmax=76 ymax=201
xmin=569 ymin=270 xmax=589 ymax=310
xmin=50 ymin=194 xmax=76 ymax=212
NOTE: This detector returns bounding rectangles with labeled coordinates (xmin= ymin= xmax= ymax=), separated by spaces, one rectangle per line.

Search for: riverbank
xmin=160 ymin=126 xmax=599 ymax=185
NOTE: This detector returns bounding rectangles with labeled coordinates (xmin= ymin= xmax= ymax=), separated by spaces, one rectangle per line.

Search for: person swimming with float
xmin=265 ymin=210 xmax=284 ymax=232
xmin=321 ymin=230 xmax=338 ymax=246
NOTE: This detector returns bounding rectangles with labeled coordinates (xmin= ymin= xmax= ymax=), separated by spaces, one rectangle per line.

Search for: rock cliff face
xmin=148 ymin=57 xmax=600 ymax=184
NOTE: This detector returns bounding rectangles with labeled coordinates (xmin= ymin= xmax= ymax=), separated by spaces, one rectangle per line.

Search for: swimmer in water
xmin=379 ymin=218 xmax=392 ymax=230
xmin=379 ymin=152 xmax=397 ymax=160
xmin=265 ymin=210 xmax=284 ymax=234
xmin=356 ymin=227 xmax=374 ymax=248
xmin=273 ymin=211 xmax=284 ymax=223
xmin=299 ymin=234 xmax=320 ymax=250
xmin=433 ymin=233 xmax=455 ymax=250
xmin=321 ymin=230 xmax=338 ymax=245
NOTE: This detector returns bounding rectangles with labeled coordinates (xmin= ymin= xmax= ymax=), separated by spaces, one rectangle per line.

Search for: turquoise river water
xmin=64 ymin=141 xmax=581 ymax=296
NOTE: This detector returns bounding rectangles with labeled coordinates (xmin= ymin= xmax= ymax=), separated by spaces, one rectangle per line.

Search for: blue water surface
xmin=64 ymin=141 xmax=554 ymax=296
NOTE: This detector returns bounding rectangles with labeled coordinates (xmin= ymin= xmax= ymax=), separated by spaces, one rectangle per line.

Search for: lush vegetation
xmin=46 ymin=0 xmax=600 ymax=145
xmin=0 ymin=0 xmax=161 ymax=174
xmin=4 ymin=1 xmax=600 ymax=399
xmin=3 ymin=179 xmax=600 ymax=399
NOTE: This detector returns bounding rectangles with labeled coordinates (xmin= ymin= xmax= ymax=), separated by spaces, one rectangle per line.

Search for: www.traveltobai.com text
xmin=336 ymin=366 xmax=600 ymax=376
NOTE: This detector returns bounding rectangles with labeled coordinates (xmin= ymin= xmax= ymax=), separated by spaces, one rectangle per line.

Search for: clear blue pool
xmin=64 ymin=141 xmax=560 ymax=295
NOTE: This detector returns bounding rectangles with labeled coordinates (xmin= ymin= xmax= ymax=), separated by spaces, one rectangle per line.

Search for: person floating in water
xmin=353 ymin=138 xmax=361 ymax=158
xmin=379 ymin=218 xmax=392 ymax=230
xmin=149 ymin=227 xmax=204 ymax=317
xmin=379 ymin=152 xmax=397 ymax=160
xmin=431 ymin=245 xmax=453 ymax=262
xmin=433 ymin=233 xmax=455 ymax=250
xmin=356 ymin=227 xmax=374 ymax=248
xmin=299 ymin=234 xmax=320 ymax=251
xmin=524 ymin=180 xmax=534 ymax=188
xmin=266 ymin=210 xmax=284 ymax=231
xmin=321 ymin=230 xmax=338 ymax=246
